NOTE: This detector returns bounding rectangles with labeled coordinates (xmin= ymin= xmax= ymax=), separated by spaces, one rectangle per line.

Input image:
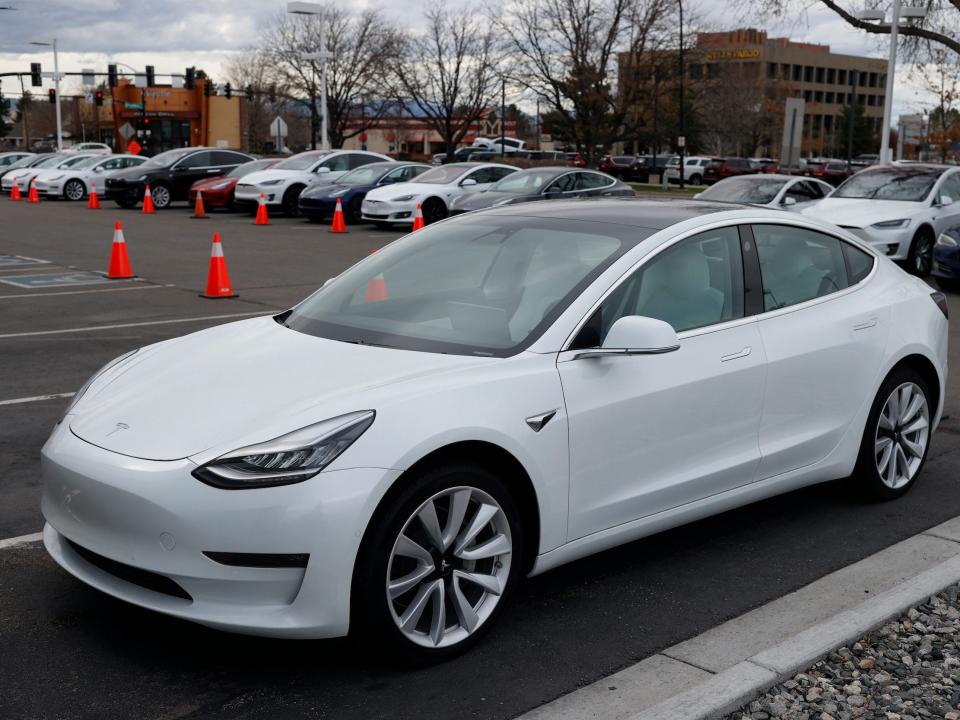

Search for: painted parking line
xmin=0 ymin=311 xmax=273 ymax=339
xmin=0 ymin=532 xmax=43 ymax=550
xmin=0 ymin=284 xmax=169 ymax=300
xmin=0 ymin=255 xmax=51 ymax=267
xmin=0 ymin=271 xmax=128 ymax=289
xmin=0 ymin=392 xmax=76 ymax=407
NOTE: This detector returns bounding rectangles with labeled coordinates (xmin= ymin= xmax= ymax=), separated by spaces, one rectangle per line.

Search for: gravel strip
xmin=725 ymin=583 xmax=960 ymax=720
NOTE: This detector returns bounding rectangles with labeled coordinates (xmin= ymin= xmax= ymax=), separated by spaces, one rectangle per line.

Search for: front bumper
xmin=188 ymin=188 xmax=231 ymax=208
xmin=235 ymin=184 xmax=283 ymax=207
xmin=361 ymin=198 xmax=415 ymax=224
xmin=41 ymin=420 xmax=398 ymax=639
xmin=35 ymin=179 xmax=67 ymax=197
xmin=298 ymin=196 xmax=338 ymax=219
xmin=104 ymin=179 xmax=145 ymax=200
xmin=2 ymin=175 xmax=33 ymax=193
xmin=837 ymin=225 xmax=913 ymax=261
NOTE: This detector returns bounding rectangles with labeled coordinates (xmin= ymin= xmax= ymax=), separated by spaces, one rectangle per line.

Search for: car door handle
xmin=720 ymin=347 xmax=752 ymax=362
xmin=853 ymin=318 xmax=878 ymax=331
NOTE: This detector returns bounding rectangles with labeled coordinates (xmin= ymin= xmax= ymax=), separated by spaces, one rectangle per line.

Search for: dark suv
xmin=105 ymin=147 xmax=255 ymax=209
xmin=703 ymin=157 xmax=752 ymax=184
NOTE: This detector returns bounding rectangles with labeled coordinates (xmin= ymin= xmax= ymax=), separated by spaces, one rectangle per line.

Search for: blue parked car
xmin=298 ymin=161 xmax=431 ymax=223
xmin=934 ymin=225 xmax=960 ymax=292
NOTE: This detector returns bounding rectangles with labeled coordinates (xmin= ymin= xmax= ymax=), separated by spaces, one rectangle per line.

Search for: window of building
xmin=804 ymin=66 xmax=813 ymax=82
xmin=825 ymin=91 xmax=835 ymax=104
xmin=869 ymin=72 xmax=878 ymax=87
xmin=816 ymin=67 xmax=825 ymax=83
xmin=859 ymin=72 xmax=867 ymax=86
xmin=877 ymin=95 xmax=885 ymax=107
xmin=781 ymin=63 xmax=790 ymax=78
xmin=838 ymin=69 xmax=847 ymax=85
xmin=814 ymin=91 xmax=824 ymax=102
xmin=827 ymin=68 xmax=836 ymax=84
xmin=792 ymin=65 xmax=802 ymax=81
xmin=858 ymin=94 xmax=866 ymax=106
xmin=879 ymin=74 xmax=886 ymax=86
xmin=804 ymin=90 xmax=813 ymax=102
xmin=689 ymin=64 xmax=703 ymax=80
xmin=767 ymin=62 xmax=777 ymax=79
xmin=707 ymin=63 xmax=720 ymax=79
xmin=867 ymin=95 xmax=876 ymax=106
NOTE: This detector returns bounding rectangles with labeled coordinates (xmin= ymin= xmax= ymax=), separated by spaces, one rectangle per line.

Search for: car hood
xmin=800 ymin=197 xmax=923 ymax=227
xmin=191 ymin=176 xmax=238 ymax=191
xmin=454 ymin=191 xmax=535 ymax=211
xmin=300 ymin=181 xmax=351 ymax=199
xmin=69 ymin=316 xmax=488 ymax=462
xmin=108 ymin=164 xmax=158 ymax=180
xmin=240 ymin=169 xmax=315 ymax=186
xmin=365 ymin=181 xmax=436 ymax=202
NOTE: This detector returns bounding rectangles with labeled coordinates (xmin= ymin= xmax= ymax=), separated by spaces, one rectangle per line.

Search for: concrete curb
xmin=517 ymin=516 xmax=960 ymax=720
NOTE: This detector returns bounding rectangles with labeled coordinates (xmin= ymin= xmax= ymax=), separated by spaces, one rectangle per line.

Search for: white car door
xmin=750 ymin=222 xmax=888 ymax=479
xmin=559 ymin=224 xmax=767 ymax=540
xmin=932 ymin=171 xmax=960 ymax=236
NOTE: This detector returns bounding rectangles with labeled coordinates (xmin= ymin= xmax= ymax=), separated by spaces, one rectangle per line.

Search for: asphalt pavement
xmin=1 ymin=198 xmax=959 ymax=720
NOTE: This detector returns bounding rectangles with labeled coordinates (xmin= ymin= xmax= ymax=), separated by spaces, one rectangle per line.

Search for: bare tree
xmin=390 ymin=3 xmax=500 ymax=158
xmin=912 ymin=46 xmax=960 ymax=161
xmin=498 ymin=0 xmax=673 ymax=166
xmin=259 ymin=3 xmax=400 ymax=149
xmin=224 ymin=49 xmax=276 ymax=153
xmin=741 ymin=0 xmax=960 ymax=58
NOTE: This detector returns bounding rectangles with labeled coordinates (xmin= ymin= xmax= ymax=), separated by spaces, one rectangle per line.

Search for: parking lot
xmin=2 ymin=199 xmax=960 ymax=720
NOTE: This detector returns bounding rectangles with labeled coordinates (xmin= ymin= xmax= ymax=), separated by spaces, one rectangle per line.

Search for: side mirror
xmin=322 ymin=277 xmax=335 ymax=288
xmin=938 ymin=195 xmax=954 ymax=207
xmin=574 ymin=316 xmax=679 ymax=359
xmin=315 ymin=166 xmax=331 ymax=174
xmin=93 ymin=166 xmax=104 ymax=173
xmin=545 ymin=185 xmax=562 ymax=196
xmin=461 ymin=178 xmax=477 ymax=187
xmin=782 ymin=196 xmax=797 ymax=206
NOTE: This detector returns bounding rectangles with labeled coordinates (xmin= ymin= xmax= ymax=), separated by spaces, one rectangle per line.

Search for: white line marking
xmin=0 ymin=531 xmax=43 ymax=550
xmin=0 ymin=268 xmax=67 ymax=275
xmin=0 ymin=284 xmax=166 ymax=300
xmin=0 ymin=392 xmax=75 ymax=406
xmin=0 ymin=311 xmax=273 ymax=339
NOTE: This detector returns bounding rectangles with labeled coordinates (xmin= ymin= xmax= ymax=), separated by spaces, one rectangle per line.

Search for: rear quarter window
xmin=843 ymin=243 xmax=875 ymax=284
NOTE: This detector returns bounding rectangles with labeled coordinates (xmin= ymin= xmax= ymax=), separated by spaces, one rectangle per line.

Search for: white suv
xmin=664 ymin=156 xmax=712 ymax=185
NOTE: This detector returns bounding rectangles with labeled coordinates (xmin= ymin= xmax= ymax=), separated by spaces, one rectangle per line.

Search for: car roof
xmin=475 ymin=197 xmax=752 ymax=230
xmin=861 ymin=163 xmax=949 ymax=175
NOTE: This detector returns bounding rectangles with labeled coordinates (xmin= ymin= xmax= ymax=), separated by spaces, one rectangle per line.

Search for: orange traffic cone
xmin=142 ymin=184 xmax=156 ymax=214
xmin=192 ymin=191 xmax=207 ymax=219
xmin=254 ymin=193 xmax=269 ymax=225
xmin=200 ymin=232 xmax=237 ymax=298
xmin=88 ymin=181 xmax=100 ymax=209
xmin=329 ymin=197 xmax=348 ymax=233
xmin=364 ymin=250 xmax=387 ymax=302
xmin=10 ymin=184 xmax=21 ymax=201
xmin=27 ymin=179 xmax=40 ymax=204
xmin=411 ymin=203 xmax=424 ymax=231
xmin=106 ymin=220 xmax=134 ymax=279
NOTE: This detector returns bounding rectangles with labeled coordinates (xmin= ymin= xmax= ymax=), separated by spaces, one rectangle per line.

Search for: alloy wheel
xmin=913 ymin=234 xmax=933 ymax=275
xmin=386 ymin=486 xmax=512 ymax=649
xmin=64 ymin=180 xmax=85 ymax=201
xmin=874 ymin=381 xmax=929 ymax=490
xmin=151 ymin=185 xmax=171 ymax=209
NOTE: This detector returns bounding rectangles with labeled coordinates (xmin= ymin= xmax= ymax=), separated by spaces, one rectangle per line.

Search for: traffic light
xmin=184 ymin=67 xmax=195 ymax=90
xmin=204 ymin=79 xmax=214 ymax=97
xmin=245 ymin=86 xmax=254 ymax=101
xmin=48 ymin=88 xmax=56 ymax=104
xmin=145 ymin=65 xmax=155 ymax=87
xmin=224 ymin=82 xmax=232 ymax=100
xmin=107 ymin=64 xmax=118 ymax=88
xmin=30 ymin=63 xmax=42 ymax=87
xmin=94 ymin=90 xmax=104 ymax=107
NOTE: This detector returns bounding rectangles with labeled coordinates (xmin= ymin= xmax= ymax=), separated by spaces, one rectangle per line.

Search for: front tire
xmin=282 ymin=185 xmax=304 ymax=217
xmin=907 ymin=228 xmax=934 ymax=277
xmin=853 ymin=368 xmax=932 ymax=500
xmin=353 ymin=463 xmax=523 ymax=663
xmin=63 ymin=179 xmax=85 ymax=201
xmin=150 ymin=183 xmax=172 ymax=210
xmin=689 ymin=174 xmax=703 ymax=186
xmin=421 ymin=198 xmax=447 ymax=225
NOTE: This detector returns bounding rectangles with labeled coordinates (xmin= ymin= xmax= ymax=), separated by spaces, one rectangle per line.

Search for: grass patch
xmin=629 ymin=183 xmax=703 ymax=196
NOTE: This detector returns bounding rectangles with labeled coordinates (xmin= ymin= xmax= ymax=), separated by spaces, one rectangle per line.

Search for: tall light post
xmin=289 ymin=2 xmax=332 ymax=150
xmin=29 ymin=38 xmax=62 ymax=152
xmin=677 ymin=0 xmax=685 ymax=190
xmin=857 ymin=2 xmax=928 ymax=164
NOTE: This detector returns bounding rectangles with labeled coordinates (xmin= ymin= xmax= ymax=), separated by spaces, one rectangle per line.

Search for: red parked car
xmin=565 ymin=152 xmax=587 ymax=168
xmin=599 ymin=155 xmax=638 ymax=179
xmin=703 ymin=157 xmax=753 ymax=183
xmin=810 ymin=161 xmax=853 ymax=187
xmin=188 ymin=158 xmax=281 ymax=210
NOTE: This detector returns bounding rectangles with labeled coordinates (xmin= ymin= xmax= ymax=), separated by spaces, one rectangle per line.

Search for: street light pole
xmin=290 ymin=2 xmax=331 ymax=151
xmin=678 ymin=0 xmax=685 ymax=190
xmin=878 ymin=0 xmax=901 ymax=164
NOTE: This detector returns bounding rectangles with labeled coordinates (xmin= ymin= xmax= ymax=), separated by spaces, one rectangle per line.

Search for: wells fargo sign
xmin=704 ymin=48 xmax=762 ymax=61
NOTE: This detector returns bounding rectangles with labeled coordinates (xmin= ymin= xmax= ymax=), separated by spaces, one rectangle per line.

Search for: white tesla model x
xmin=42 ymin=199 xmax=948 ymax=661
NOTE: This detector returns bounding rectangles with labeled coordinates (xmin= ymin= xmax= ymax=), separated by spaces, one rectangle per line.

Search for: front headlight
xmin=871 ymin=218 xmax=909 ymax=229
xmin=210 ymin=180 xmax=232 ymax=190
xmin=937 ymin=233 xmax=959 ymax=248
xmin=136 ymin=175 xmax=149 ymax=182
xmin=192 ymin=410 xmax=375 ymax=489
xmin=63 ymin=350 xmax=139 ymax=419
xmin=391 ymin=194 xmax=416 ymax=202
xmin=260 ymin=179 xmax=284 ymax=186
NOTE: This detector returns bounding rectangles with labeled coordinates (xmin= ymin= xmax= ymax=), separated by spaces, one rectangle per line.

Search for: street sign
xmin=677 ymin=135 xmax=686 ymax=148
xmin=0 ymin=272 xmax=114 ymax=289
xmin=126 ymin=139 xmax=142 ymax=156
xmin=781 ymin=97 xmax=806 ymax=168
xmin=269 ymin=116 xmax=288 ymax=137
xmin=124 ymin=102 xmax=144 ymax=110
xmin=82 ymin=68 xmax=96 ymax=86
xmin=119 ymin=122 xmax=135 ymax=140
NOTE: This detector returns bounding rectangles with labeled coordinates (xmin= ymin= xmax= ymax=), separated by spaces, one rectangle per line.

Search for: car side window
xmin=348 ymin=153 xmax=377 ymax=170
xmin=383 ymin=167 xmax=410 ymax=183
xmin=572 ymin=227 xmax=745 ymax=347
xmin=487 ymin=167 xmax=515 ymax=182
xmin=754 ymin=224 xmax=850 ymax=311
xmin=939 ymin=172 xmax=960 ymax=203
xmin=843 ymin=243 xmax=875 ymax=284
xmin=99 ymin=158 xmax=122 ymax=170
xmin=577 ymin=172 xmax=612 ymax=190
xmin=319 ymin=154 xmax=351 ymax=172
xmin=547 ymin=173 xmax=578 ymax=193
xmin=176 ymin=151 xmax=213 ymax=169
xmin=785 ymin=181 xmax=819 ymax=202
xmin=211 ymin=151 xmax=243 ymax=167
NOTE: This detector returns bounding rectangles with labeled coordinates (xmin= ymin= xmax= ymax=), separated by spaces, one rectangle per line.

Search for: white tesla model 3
xmin=42 ymin=199 xmax=949 ymax=661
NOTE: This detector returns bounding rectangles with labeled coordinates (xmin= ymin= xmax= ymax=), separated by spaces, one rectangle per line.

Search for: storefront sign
xmin=704 ymin=48 xmax=761 ymax=61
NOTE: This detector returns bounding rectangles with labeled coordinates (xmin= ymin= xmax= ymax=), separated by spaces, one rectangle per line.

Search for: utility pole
xmin=500 ymin=78 xmax=506 ymax=158
xmin=846 ymin=69 xmax=858 ymax=172
xmin=535 ymin=97 xmax=540 ymax=150
xmin=878 ymin=0 xmax=900 ymax=164
xmin=678 ymin=0 xmax=685 ymax=190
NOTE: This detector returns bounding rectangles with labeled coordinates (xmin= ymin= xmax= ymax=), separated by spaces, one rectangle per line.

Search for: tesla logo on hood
xmin=106 ymin=422 xmax=130 ymax=437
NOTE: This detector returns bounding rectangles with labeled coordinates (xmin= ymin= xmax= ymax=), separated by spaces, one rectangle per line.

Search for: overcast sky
xmin=0 ymin=0 xmax=940 ymax=121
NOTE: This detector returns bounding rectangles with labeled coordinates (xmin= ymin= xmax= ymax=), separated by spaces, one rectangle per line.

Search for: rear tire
xmin=690 ymin=174 xmax=703 ymax=186
xmin=907 ymin=228 xmax=934 ymax=277
xmin=352 ymin=462 xmax=523 ymax=663
xmin=282 ymin=185 xmax=304 ymax=217
xmin=853 ymin=368 xmax=932 ymax=501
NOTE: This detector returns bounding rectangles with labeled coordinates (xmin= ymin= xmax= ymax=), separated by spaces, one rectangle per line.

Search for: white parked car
xmin=42 ymin=199 xmax=947 ymax=661
xmin=0 ymin=151 xmax=34 ymax=170
xmin=34 ymin=154 xmax=147 ymax=200
xmin=64 ymin=142 xmax=113 ymax=155
xmin=472 ymin=137 xmax=527 ymax=153
xmin=234 ymin=149 xmax=391 ymax=216
xmin=361 ymin=162 xmax=517 ymax=226
xmin=802 ymin=164 xmax=960 ymax=277
xmin=1 ymin=153 xmax=95 ymax=194
xmin=664 ymin=155 xmax=714 ymax=185
xmin=695 ymin=174 xmax=833 ymax=212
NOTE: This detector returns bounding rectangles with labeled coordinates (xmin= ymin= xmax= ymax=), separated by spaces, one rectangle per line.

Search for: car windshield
xmin=489 ymin=170 xmax=559 ymax=194
xmin=33 ymin=155 xmax=67 ymax=169
xmin=141 ymin=148 xmax=194 ymax=168
xmin=699 ymin=177 xmax=787 ymax=204
xmin=273 ymin=151 xmax=330 ymax=171
xmin=57 ymin=155 xmax=95 ymax=168
xmin=411 ymin=165 xmax=471 ymax=184
xmin=7 ymin=155 xmax=40 ymax=170
xmin=833 ymin=167 xmax=943 ymax=201
xmin=283 ymin=217 xmax=644 ymax=356
xmin=338 ymin=165 xmax=392 ymax=185
xmin=227 ymin=159 xmax=277 ymax=178
xmin=73 ymin=156 xmax=107 ymax=170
